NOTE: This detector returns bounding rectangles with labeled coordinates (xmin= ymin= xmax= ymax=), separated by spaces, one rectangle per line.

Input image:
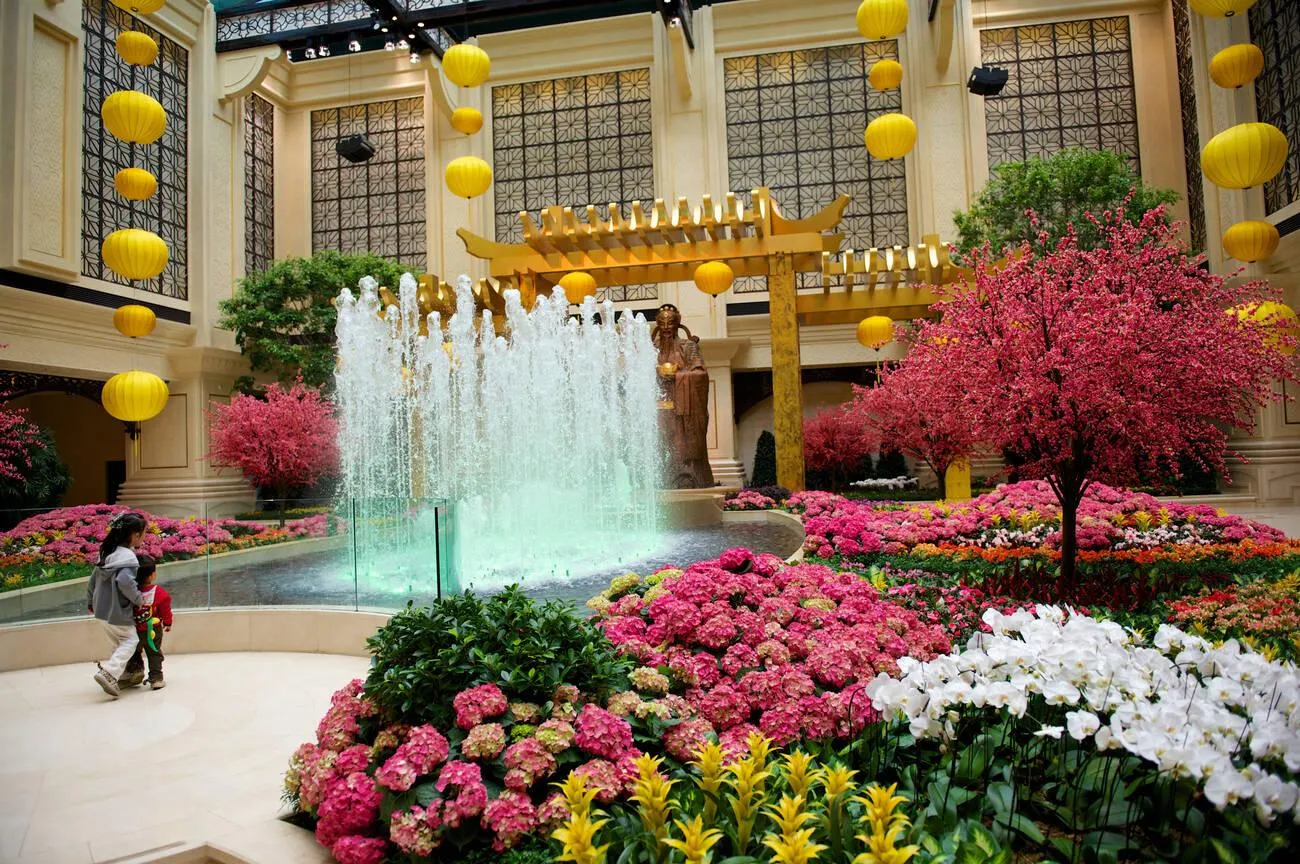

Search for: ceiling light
xmin=384 ymin=40 xmax=395 ymax=51
xmin=348 ymin=39 xmax=361 ymax=52
xmin=409 ymin=52 xmax=420 ymax=64
xmin=304 ymin=47 xmax=316 ymax=59
xmin=416 ymin=22 xmax=425 ymax=28
xmin=396 ymin=39 xmax=409 ymax=50
xmin=407 ymin=33 xmax=415 ymax=40
xmin=380 ymin=25 xmax=388 ymax=32
xmin=318 ymin=44 xmax=330 ymax=57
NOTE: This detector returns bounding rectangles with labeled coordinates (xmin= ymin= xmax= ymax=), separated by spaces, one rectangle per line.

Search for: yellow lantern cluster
xmin=857 ymin=315 xmax=894 ymax=350
xmin=868 ymin=59 xmax=903 ymax=91
xmin=856 ymin=0 xmax=908 ymax=40
xmin=442 ymin=43 xmax=493 ymax=201
xmin=855 ymin=3 xmax=914 ymax=161
xmin=1189 ymin=0 xmax=1258 ymax=17
xmin=1222 ymin=220 xmax=1280 ymax=263
xmin=101 ymin=0 xmax=171 ymax=428
xmin=1231 ymin=301 xmax=1300 ymax=356
xmin=865 ymin=113 xmax=917 ymax=160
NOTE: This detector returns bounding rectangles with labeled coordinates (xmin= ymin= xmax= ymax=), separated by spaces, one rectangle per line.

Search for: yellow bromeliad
xmin=762 ymin=826 xmax=828 ymax=864
xmin=689 ymin=741 xmax=726 ymax=826
xmin=662 ymin=815 xmax=723 ymax=864
xmin=556 ymin=772 xmax=599 ymax=821
xmin=725 ymin=756 xmax=770 ymax=855
xmin=766 ymin=794 xmax=816 ymax=840
xmin=851 ymin=784 xmax=917 ymax=864
xmin=554 ymin=812 xmax=611 ymax=864
xmin=632 ymin=754 xmax=676 ymax=859
xmin=782 ymin=751 xmax=821 ymax=801
xmin=852 ymin=821 xmax=918 ymax=864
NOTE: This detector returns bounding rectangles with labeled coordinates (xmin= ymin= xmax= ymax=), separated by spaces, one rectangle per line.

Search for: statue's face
xmin=656 ymin=307 xmax=680 ymax=333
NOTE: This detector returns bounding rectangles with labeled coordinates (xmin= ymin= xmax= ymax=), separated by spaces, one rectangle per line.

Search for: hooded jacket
xmin=87 ymin=547 xmax=145 ymax=626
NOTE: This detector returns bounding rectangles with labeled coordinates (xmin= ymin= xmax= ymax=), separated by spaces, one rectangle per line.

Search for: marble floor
xmin=0 ymin=653 xmax=363 ymax=864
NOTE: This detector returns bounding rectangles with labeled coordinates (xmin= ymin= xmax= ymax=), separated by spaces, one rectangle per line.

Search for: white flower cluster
xmin=851 ymin=475 xmax=919 ymax=491
xmin=865 ymin=607 xmax=1300 ymax=824
xmin=972 ymin=525 xmax=1055 ymax=548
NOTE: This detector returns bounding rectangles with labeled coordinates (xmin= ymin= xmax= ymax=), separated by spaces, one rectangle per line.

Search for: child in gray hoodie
xmin=86 ymin=511 xmax=148 ymax=698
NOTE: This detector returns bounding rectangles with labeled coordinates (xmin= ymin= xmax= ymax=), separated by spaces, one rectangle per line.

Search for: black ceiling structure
xmin=215 ymin=0 xmax=725 ymax=61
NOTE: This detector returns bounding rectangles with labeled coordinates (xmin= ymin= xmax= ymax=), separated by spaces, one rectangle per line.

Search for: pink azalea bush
xmin=0 ymin=503 xmax=338 ymax=590
xmin=794 ymin=480 xmax=1287 ymax=560
xmin=286 ymin=678 xmax=661 ymax=860
xmin=591 ymin=550 xmax=952 ymax=749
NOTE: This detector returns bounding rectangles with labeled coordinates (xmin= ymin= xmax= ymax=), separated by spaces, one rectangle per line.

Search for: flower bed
xmin=0 ymin=504 xmax=338 ymax=591
xmin=589 ymin=550 xmax=952 ymax=749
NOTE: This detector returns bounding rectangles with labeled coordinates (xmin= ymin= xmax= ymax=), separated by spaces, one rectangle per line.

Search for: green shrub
xmin=363 ymin=587 xmax=631 ymax=725
xmin=0 ymin=427 xmax=71 ymax=528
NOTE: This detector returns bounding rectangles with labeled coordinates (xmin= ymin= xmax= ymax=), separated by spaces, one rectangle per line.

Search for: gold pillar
xmin=768 ymin=252 xmax=805 ymax=491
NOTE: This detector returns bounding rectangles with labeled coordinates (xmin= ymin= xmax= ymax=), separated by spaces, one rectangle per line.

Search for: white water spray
xmin=334 ymin=273 xmax=664 ymax=593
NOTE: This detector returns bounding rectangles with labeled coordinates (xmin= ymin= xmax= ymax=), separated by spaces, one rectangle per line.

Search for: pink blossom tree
xmin=207 ymin=381 xmax=339 ymax=515
xmin=0 ymin=402 xmax=43 ymax=485
xmin=919 ymin=208 xmax=1296 ymax=580
xmin=803 ymin=404 xmax=877 ymax=493
xmin=850 ymin=355 xmax=980 ymax=499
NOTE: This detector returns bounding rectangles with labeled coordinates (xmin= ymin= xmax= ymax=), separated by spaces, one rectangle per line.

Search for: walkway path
xmin=0 ymin=653 xmax=362 ymax=863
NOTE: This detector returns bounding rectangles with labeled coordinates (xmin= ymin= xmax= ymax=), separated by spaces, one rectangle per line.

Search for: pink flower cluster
xmin=290 ymin=679 xmax=652 ymax=861
xmin=793 ymin=481 xmax=1286 ymax=559
xmin=593 ymin=554 xmax=952 ymax=748
xmin=723 ymin=489 xmax=778 ymax=511
xmin=0 ymin=503 xmax=335 ymax=565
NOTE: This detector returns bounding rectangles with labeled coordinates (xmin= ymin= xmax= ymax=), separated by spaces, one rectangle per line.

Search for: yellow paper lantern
xmin=1209 ymin=44 xmax=1264 ymax=89
xmin=1223 ymin=220 xmax=1280 ymax=262
xmin=114 ymin=167 xmax=157 ymax=201
xmin=1201 ymin=123 xmax=1289 ymax=189
xmin=101 ymin=229 xmax=169 ymax=281
xmin=868 ymin=59 xmax=903 ymax=91
xmin=864 ymin=113 xmax=917 ymax=160
xmin=444 ymin=156 xmax=493 ymax=199
xmin=857 ymin=315 xmax=894 ymax=349
xmin=1189 ymin=0 xmax=1258 ymax=17
xmin=102 ymin=370 xmax=170 ymax=424
xmin=558 ymin=271 xmax=598 ymax=302
xmin=856 ymin=0 xmax=909 ymax=40
xmin=442 ymin=44 xmax=491 ymax=88
xmin=451 ymin=107 xmax=484 ymax=135
xmin=115 ymin=31 xmax=158 ymax=66
xmin=1233 ymin=301 xmax=1299 ymax=356
xmin=101 ymin=90 xmax=167 ymax=146
xmin=110 ymin=0 xmax=166 ymax=13
xmin=694 ymin=261 xmax=735 ymax=296
xmin=113 ymin=304 xmax=157 ymax=338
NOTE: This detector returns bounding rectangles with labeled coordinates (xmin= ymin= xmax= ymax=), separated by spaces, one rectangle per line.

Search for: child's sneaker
xmin=149 ymin=676 xmax=166 ymax=690
xmin=119 ymin=670 xmax=145 ymax=688
xmin=93 ymin=668 xmax=120 ymax=698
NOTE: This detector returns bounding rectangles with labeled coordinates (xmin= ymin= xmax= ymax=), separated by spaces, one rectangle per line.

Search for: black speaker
xmin=968 ymin=66 xmax=1009 ymax=97
xmin=335 ymin=134 xmax=376 ymax=163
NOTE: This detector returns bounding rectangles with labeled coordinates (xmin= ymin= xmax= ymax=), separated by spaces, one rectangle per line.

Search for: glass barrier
xmin=0 ymin=498 xmax=454 ymax=626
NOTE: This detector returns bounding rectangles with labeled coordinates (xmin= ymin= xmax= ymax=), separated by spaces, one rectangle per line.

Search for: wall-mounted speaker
xmin=968 ymin=66 xmax=1009 ymax=97
xmin=336 ymin=134 xmax=376 ymax=163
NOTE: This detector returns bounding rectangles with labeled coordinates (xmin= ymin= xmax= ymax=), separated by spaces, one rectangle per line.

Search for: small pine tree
xmin=749 ymin=430 xmax=778 ymax=488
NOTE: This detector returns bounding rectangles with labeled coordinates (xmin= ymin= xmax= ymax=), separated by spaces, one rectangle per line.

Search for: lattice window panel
xmin=1172 ymin=1 xmax=1207 ymax=252
xmin=723 ymin=41 xmax=908 ymax=293
xmin=1251 ymin=0 xmax=1300 ymax=214
xmin=244 ymin=94 xmax=275 ymax=274
xmin=492 ymin=68 xmax=657 ymax=303
xmin=82 ymin=0 xmax=189 ymax=300
xmin=980 ymin=17 xmax=1140 ymax=173
xmin=310 ymin=97 xmax=426 ymax=265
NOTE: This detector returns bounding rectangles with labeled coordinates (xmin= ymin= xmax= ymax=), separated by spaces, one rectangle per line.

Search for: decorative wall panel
xmin=723 ymin=42 xmax=907 ymax=292
xmin=980 ymin=17 xmax=1140 ymax=173
xmin=244 ymin=94 xmax=275 ymax=275
xmin=1251 ymin=0 xmax=1300 ymax=214
xmin=1172 ymin=0 xmax=1207 ymax=252
xmin=82 ymin=0 xmax=189 ymax=300
xmin=310 ymin=97 xmax=426 ymax=265
xmin=492 ymin=69 xmax=657 ymax=303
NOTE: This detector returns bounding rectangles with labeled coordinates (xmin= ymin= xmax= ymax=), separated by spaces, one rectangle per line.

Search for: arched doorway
xmin=2 ymin=372 xmax=123 ymax=507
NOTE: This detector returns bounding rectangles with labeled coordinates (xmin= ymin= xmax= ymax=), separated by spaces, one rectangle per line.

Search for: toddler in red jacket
xmin=120 ymin=554 xmax=172 ymax=690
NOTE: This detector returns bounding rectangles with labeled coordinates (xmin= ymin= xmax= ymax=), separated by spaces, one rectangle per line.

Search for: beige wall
xmin=8 ymin=392 xmax=121 ymax=506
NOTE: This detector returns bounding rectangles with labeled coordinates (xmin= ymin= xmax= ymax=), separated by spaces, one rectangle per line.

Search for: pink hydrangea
xmin=374 ymin=753 xmax=418 ymax=793
xmin=508 ymin=702 xmax=541 ymax=724
xmin=535 ymin=719 xmax=575 ymax=754
xmin=574 ymin=704 xmax=634 ymax=760
xmin=663 ymin=718 xmax=715 ymax=762
xmin=553 ymin=683 xmax=581 ymax=704
xmin=453 ymin=684 xmax=508 ymax=730
xmin=572 ymin=758 xmax=622 ymax=803
xmin=503 ymin=737 xmax=557 ymax=786
xmin=331 ymin=835 xmax=387 ymax=864
xmin=482 ymin=791 xmax=538 ymax=851
xmin=334 ymin=745 xmax=371 ymax=776
xmin=315 ymin=772 xmax=382 ymax=849
xmin=390 ymin=806 xmax=438 ymax=856
xmin=462 ymin=723 xmax=507 ymax=761
xmin=629 ymin=666 xmax=670 ymax=695
xmin=536 ymin=793 xmax=572 ymax=831
xmin=435 ymin=761 xmax=489 ymax=828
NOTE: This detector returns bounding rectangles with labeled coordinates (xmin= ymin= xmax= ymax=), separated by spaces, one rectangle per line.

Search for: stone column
xmin=700 ymin=336 xmax=748 ymax=486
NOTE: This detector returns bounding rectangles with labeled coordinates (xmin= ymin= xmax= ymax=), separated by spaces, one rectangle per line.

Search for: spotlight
xmin=396 ymin=39 xmax=409 ymax=50
xmin=409 ymin=52 xmax=420 ymax=64
xmin=407 ymin=33 xmax=415 ymax=40
xmin=391 ymin=15 xmax=397 ymax=20
xmin=304 ymin=47 xmax=316 ymax=59
xmin=968 ymin=66 xmax=1009 ymax=96
xmin=380 ymin=25 xmax=389 ymax=33
xmin=372 ymin=21 xmax=380 ymax=30
xmin=318 ymin=44 xmax=330 ymax=57
xmin=416 ymin=22 xmax=425 ymax=28
xmin=384 ymin=40 xmax=395 ymax=51
xmin=348 ymin=39 xmax=361 ymax=52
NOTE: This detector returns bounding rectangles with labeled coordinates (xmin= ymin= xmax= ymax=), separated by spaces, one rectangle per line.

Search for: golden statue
xmin=652 ymin=304 xmax=714 ymax=489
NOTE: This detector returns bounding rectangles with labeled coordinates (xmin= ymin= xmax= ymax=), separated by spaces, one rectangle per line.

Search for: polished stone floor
xmin=0 ymin=653 xmax=360 ymax=863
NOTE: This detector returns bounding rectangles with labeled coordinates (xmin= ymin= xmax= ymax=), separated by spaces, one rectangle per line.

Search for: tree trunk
xmin=275 ymin=481 xmax=289 ymax=528
xmin=1059 ymin=492 xmax=1079 ymax=585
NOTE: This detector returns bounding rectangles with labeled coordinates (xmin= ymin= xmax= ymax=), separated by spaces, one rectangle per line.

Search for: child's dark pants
xmin=124 ymin=629 xmax=164 ymax=682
